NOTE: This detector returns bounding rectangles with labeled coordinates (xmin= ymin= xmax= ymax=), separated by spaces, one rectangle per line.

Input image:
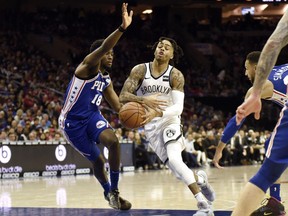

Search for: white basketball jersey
xmin=136 ymin=62 xmax=173 ymax=105
xmin=136 ymin=62 xmax=180 ymax=127
xmin=136 ymin=63 xmax=183 ymax=162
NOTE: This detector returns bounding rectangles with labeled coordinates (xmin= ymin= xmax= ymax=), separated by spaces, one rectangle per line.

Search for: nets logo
xmin=166 ymin=129 xmax=176 ymax=138
xmin=55 ymin=145 xmax=67 ymax=162
xmin=0 ymin=146 xmax=12 ymax=164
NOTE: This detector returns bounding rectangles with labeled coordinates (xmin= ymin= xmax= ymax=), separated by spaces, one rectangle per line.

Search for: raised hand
xmin=121 ymin=3 xmax=133 ymax=30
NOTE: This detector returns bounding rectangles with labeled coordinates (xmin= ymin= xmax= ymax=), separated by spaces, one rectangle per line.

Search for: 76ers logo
xmin=166 ymin=129 xmax=176 ymax=138
xmin=96 ymin=120 xmax=106 ymax=129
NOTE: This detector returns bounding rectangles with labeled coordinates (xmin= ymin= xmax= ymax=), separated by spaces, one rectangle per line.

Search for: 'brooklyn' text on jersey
xmin=140 ymin=85 xmax=171 ymax=95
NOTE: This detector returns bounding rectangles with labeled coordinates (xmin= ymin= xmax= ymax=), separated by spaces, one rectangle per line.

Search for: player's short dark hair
xmin=90 ymin=39 xmax=104 ymax=53
xmin=246 ymin=51 xmax=261 ymax=64
xmin=152 ymin=37 xmax=184 ymax=65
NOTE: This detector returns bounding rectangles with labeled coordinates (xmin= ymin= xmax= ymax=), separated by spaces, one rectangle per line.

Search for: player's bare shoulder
xmin=121 ymin=63 xmax=146 ymax=94
xmin=130 ymin=63 xmax=146 ymax=80
xmin=171 ymin=67 xmax=185 ymax=91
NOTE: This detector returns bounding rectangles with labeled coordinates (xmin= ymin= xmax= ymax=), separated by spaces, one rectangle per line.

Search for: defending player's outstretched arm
xmin=76 ymin=3 xmax=133 ymax=78
xmin=213 ymin=115 xmax=245 ymax=168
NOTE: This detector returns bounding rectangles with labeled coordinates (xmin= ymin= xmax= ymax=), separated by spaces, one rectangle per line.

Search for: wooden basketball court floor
xmin=1 ymin=165 xmax=288 ymax=216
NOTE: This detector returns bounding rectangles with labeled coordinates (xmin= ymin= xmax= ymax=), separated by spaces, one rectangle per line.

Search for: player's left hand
xmin=121 ymin=3 xmax=133 ymax=30
xmin=140 ymin=104 xmax=162 ymax=125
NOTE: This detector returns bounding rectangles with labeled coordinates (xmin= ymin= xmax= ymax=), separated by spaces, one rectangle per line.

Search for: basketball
xmin=119 ymin=102 xmax=146 ymax=129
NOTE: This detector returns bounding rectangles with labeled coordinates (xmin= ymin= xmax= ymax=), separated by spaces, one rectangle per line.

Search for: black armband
xmin=118 ymin=26 xmax=126 ymax=33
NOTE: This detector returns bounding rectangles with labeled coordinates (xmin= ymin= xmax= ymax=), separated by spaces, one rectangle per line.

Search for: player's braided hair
xmin=246 ymin=51 xmax=261 ymax=64
xmin=90 ymin=39 xmax=104 ymax=53
xmin=152 ymin=37 xmax=184 ymax=65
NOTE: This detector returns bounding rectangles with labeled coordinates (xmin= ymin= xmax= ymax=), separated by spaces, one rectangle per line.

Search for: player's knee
xmin=168 ymin=154 xmax=180 ymax=166
xmin=250 ymin=158 xmax=286 ymax=192
xmin=104 ymin=136 xmax=119 ymax=149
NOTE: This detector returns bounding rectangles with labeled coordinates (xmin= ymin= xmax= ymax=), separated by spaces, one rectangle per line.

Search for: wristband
xmin=118 ymin=26 xmax=126 ymax=33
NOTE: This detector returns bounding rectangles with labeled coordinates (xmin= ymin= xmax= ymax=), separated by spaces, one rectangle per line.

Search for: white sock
xmin=195 ymin=192 xmax=206 ymax=203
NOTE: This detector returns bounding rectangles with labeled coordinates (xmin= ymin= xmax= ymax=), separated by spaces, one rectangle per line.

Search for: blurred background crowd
xmin=0 ymin=0 xmax=286 ymax=167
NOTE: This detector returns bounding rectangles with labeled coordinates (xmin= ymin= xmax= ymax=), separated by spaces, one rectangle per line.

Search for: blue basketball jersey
xmin=59 ymin=72 xmax=111 ymax=128
xmin=58 ymin=72 xmax=112 ymax=161
xmin=267 ymin=63 xmax=288 ymax=106
xmin=265 ymin=64 xmax=288 ymax=163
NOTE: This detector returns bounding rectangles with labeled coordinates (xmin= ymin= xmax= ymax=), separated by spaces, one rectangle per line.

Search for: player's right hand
xmin=140 ymin=104 xmax=162 ymax=125
xmin=121 ymin=3 xmax=133 ymax=30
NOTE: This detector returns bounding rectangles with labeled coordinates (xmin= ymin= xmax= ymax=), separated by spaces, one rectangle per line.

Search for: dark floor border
xmin=1 ymin=207 xmax=232 ymax=216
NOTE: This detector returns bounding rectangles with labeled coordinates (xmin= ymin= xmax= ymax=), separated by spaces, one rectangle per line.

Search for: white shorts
xmin=144 ymin=116 xmax=185 ymax=163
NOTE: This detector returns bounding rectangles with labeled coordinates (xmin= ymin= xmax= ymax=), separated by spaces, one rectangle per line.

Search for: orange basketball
xmin=119 ymin=102 xmax=146 ymax=129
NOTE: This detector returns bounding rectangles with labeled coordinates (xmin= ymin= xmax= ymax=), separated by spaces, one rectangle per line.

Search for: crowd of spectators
xmin=0 ymin=6 xmax=281 ymax=96
xmin=0 ymin=5 xmax=283 ymax=167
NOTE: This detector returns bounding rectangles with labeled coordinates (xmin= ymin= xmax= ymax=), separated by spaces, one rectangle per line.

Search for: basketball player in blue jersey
xmin=58 ymin=3 xmax=133 ymax=210
xmin=232 ymin=10 xmax=288 ymax=216
xmin=119 ymin=37 xmax=215 ymax=216
xmin=212 ymin=51 xmax=288 ymax=215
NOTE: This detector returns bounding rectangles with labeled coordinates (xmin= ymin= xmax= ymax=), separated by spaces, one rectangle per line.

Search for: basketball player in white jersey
xmin=119 ymin=37 xmax=215 ymax=216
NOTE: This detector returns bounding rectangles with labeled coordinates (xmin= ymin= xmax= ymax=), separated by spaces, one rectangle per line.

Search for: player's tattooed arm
xmin=253 ymin=10 xmax=288 ymax=93
xmin=171 ymin=68 xmax=185 ymax=92
xmin=119 ymin=64 xmax=145 ymax=103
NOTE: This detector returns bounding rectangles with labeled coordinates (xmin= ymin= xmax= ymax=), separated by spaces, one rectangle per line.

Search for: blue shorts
xmin=62 ymin=112 xmax=111 ymax=161
xmin=250 ymin=158 xmax=287 ymax=192
xmin=265 ymin=105 xmax=288 ymax=164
